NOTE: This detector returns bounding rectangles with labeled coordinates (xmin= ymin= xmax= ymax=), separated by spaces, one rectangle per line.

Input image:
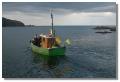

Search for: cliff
xmin=2 ymin=17 xmax=25 ymax=27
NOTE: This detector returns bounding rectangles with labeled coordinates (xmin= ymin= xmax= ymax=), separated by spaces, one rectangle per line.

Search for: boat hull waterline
xmin=31 ymin=43 xmax=66 ymax=56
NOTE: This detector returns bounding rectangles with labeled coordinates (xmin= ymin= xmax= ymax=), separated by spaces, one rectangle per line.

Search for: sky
xmin=2 ymin=2 xmax=117 ymax=26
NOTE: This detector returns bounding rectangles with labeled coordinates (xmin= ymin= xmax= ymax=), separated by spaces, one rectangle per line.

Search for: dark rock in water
xmin=2 ymin=17 xmax=25 ymax=27
xmin=94 ymin=26 xmax=111 ymax=30
xmin=110 ymin=28 xmax=116 ymax=31
xmin=95 ymin=31 xmax=112 ymax=34
xmin=93 ymin=26 xmax=116 ymax=32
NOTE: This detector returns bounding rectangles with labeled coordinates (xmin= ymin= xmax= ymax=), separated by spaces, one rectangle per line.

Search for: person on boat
xmin=54 ymin=36 xmax=61 ymax=47
xmin=33 ymin=34 xmax=39 ymax=46
xmin=48 ymin=29 xmax=53 ymax=37
xmin=38 ymin=35 xmax=42 ymax=47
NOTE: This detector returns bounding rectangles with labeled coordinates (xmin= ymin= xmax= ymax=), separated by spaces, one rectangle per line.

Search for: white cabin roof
xmin=40 ymin=34 xmax=55 ymax=38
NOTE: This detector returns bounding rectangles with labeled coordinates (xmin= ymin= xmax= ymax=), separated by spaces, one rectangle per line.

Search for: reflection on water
xmin=27 ymin=52 xmax=72 ymax=78
xmin=33 ymin=54 xmax=63 ymax=69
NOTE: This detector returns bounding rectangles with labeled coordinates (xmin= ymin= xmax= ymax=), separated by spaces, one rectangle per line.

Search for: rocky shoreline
xmin=93 ymin=26 xmax=116 ymax=31
xmin=93 ymin=26 xmax=116 ymax=34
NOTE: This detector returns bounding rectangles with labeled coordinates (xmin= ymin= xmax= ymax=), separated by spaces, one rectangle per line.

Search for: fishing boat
xmin=30 ymin=11 xmax=66 ymax=56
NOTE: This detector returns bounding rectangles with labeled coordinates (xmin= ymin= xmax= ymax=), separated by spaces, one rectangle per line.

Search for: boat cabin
xmin=40 ymin=35 xmax=55 ymax=48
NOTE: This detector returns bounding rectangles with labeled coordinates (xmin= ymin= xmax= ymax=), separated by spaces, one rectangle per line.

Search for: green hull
xmin=31 ymin=43 xmax=66 ymax=56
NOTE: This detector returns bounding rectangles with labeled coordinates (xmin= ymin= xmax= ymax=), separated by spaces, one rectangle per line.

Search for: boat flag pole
xmin=51 ymin=10 xmax=55 ymax=37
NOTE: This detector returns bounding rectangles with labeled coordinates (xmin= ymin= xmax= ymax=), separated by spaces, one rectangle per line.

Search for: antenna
xmin=50 ymin=10 xmax=55 ymax=37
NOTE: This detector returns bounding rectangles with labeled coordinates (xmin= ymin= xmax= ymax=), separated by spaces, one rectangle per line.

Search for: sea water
xmin=2 ymin=26 xmax=117 ymax=78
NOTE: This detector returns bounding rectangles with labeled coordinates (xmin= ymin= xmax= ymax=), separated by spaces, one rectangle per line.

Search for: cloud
xmin=2 ymin=2 xmax=116 ymax=25
xmin=54 ymin=12 xmax=116 ymax=25
xmin=3 ymin=2 xmax=116 ymax=13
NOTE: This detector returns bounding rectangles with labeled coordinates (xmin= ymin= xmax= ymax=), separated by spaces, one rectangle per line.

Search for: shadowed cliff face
xmin=2 ymin=17 xmax=25 ymax=27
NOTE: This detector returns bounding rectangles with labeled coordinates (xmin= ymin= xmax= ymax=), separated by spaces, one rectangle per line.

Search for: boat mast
xmin=51 ymin=10 xmax=55 ymax=37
